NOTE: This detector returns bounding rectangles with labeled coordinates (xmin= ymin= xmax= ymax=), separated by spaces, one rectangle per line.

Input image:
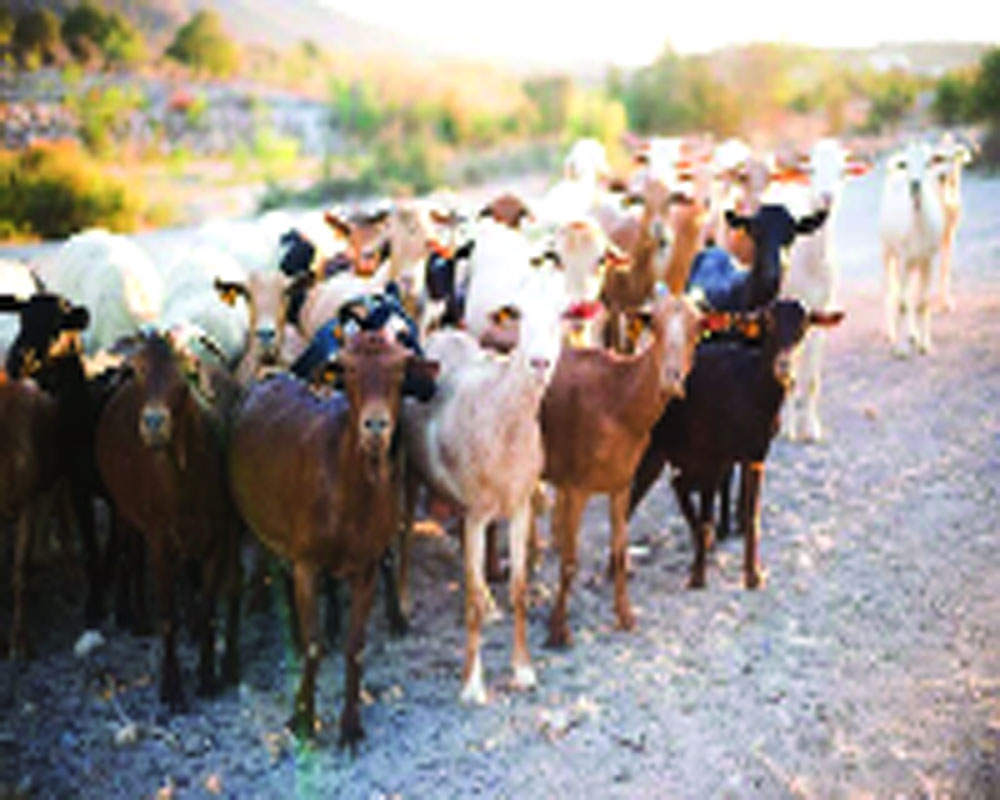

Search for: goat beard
xmin=360 ymin=439 xmax=391 ymax=483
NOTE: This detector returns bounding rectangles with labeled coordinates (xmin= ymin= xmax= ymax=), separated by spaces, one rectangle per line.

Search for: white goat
xmin=33 ymin=229 xmax=163 ymax=354
xmin=401 ymin=271 xmax=564 ymax=704
xmin=0 ymin=259 xmax=39 ymax=362
xmin=778 ymin=138 xmax=868 ymax=441
xmin=463 ymin=219 xmax=567 ymax=342
xmin=159 ymin=243 xmax=251 ymax=367
xmin=878 ymin=141 xmax=946 ymax=356
xmin=931 ymin=132 xmax=973 ymax=311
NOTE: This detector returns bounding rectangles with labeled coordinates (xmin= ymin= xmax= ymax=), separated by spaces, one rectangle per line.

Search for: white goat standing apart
xmin=878 ymin=141 xmax=946 ymax=357
xmin=931 ymin=132 xmax=973 ymax=312
xmin=401 ymin=270 xmax=564 ymax=705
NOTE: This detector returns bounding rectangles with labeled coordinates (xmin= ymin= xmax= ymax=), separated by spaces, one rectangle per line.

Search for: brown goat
xmin=0 ymin=373 xmax=59 ymax=658
xmin=228 ymin=332 xmax=436 ymax=746
xmin=96 ymin=331 xmax=241 ymax=710
xmin=541 ymin=215 xmax=704 ymax=647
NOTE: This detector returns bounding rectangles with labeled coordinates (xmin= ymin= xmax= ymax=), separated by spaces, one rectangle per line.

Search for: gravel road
xmin=2 ymin=168 xmax=999 ymax=799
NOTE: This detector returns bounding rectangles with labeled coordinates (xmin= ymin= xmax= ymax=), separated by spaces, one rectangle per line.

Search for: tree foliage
xmin=12 ymin=8 xmax=63 ymax=67
xmin=165 ymin=10 xmax=240 ymax=77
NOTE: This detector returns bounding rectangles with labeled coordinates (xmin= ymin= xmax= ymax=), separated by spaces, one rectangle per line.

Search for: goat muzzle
xmin=139 ymin=404 xmax=172 ymax=448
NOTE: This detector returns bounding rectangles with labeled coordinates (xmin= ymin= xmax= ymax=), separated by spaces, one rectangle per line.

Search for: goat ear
xmin=796 ymin=208 xmax=829 ymax=235
xmin=530 ymin=250 xmax=561 ymax=270
xmin=379 ymin=238 xmax=392 ymax=262
xmin=64 ymin=305 xmax=90 ymax=331
xmin=323 ymin=211 xmax=353 ymax=240
xmin=0 ymin=294 xmax=25 ymax=313
xmin=807 ymin=309 xmax=845 ymax=328
xmin=214 ymin=279 xmax=249 ymax=307
xmin=403 ymin=356 xmax=439 ymax=401
xmin=367 ymin=208 xmax=391 ymax=227
xmin=454 ymin=238 xmax=475 ymax=261
xmin=725 ymin=209 xmax=751 ymax=231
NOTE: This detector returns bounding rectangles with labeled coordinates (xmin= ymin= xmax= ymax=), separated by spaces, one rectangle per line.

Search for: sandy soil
xmin=1 ymin=169 xmax=999 ymax=799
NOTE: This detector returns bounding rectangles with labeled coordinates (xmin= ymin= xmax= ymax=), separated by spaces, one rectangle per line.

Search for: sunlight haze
xmin=320 ymin=0 xmax=998 ymax=66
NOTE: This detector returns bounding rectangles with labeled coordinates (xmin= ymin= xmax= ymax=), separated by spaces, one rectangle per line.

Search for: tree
xmin=0 ymin=7 xmax=14 ymax=48
xmin=102 ymin=10 xmax=146 ymax=66
xmin=165 ymin=10 xmax=240 ymax=77
xmin=971 ymin=47 xmax=1000 ymax=123
xmin=62 ymin=2 xmax=108 ymax=61
xmin=932 ymin=72 xmax=974 ymax=126
xmin=13 ymin=8 xmax=63 ymax=67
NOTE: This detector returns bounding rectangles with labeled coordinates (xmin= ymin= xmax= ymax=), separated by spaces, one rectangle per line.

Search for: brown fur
xmin=228 ymin=332 xmax=415 ymax=746
xmin=0 ymin=377 xmax=59 ymax=658
xmin=540 ymin=290 xmax=702 ymax=646
xmin=96 ymin=333 xmax=241 ymax=711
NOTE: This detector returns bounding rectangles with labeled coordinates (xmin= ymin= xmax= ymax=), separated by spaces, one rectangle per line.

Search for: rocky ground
xmin=1 ymin=171 xmax=999 ymax=799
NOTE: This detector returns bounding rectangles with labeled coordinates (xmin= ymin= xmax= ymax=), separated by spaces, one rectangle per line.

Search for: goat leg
xmin=379 ymin=548 xmax=408 ymax=636
xmin=71 ymin=481 xmax=104 ymax=628
xmin=673 ymin=476 xmax=707 ymax=590
xmin=288 ymin=562 xmax=319 ymax=739
xmin=609 ymin=489 xmax=636 ymax=630
xmin=547 ymin=488 xmax=585 ymax=649
xmin=220 ymin=539 xmax=241 ymax=687
xmin=741 ymin=461 xmax=766 ymax=589
xmin=716 ymin=465 xmax=734 ymax=541
xmin=152 ymin=539 xmax=185 ymax=712
xmin=508 ymin=501 xmax=536 ymax=691
xmin=9 ymin=508 xmax=32 ymax=659
xmin=460 ymin=512 xmax=491 ymax=705
xmin=340 ymin=564 xmax=377 ymax=748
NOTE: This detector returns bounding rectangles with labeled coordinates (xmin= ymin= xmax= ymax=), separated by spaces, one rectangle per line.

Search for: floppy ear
xmin=725 ymin=209 xmax=751 ymax=231
xmin=366 ymin=208 xmax=391 ymax=227
xmin=323 ymin=211 xmax=353 ymax=240
xmin=214 ymin=279 xmax=250 ymax=307
xmin=454 ymin=238 xmax=475 ymax=261
xmin=0 ymin=294 xmax=25 ymax=313
xmin=796 ymin=207 xmax=829 ymax=235
xmin=378 ymin=238 xmax=392 ymax=262
xmin=402 ymin=356 xmax=439 ymax=401
xmin=807 ymin=309 xmax=845 ymax=327
xmin=64 ymin=305 xmax=90 ymax=331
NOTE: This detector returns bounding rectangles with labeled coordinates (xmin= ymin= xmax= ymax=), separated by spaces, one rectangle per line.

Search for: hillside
xmin=5 ymin=0 xmax=419 ymax=54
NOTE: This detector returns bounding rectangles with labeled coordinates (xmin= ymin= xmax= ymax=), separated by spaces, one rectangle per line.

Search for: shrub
xmin=165 ymin=10 xmax=240 ymax=78
xmin=0 ymin=141 xmax=144 ymax=240
xmin=13 ymin=8 xmax=63 ymax=67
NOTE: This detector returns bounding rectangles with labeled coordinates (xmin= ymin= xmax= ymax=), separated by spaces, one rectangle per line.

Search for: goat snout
xmin=661 ymin=367 xmax=687 ymax=397
xmin=529 ymin=356 xmax=551 ymax=375
xmin=909 ymin=180 xmax=922 ymax=209
xmin=774 ymin=354 xmax=795 ymax=388
xmin=139 ymin=405 xmax=171 ymax=447
xmin=363 ymin=416 xmax=390 ymax=436
xmin=256 ymin=326 xmax=277 ymax=348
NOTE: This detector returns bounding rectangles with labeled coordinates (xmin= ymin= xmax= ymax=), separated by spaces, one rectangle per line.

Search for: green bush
xmin=165 ymin=10 xmax=240 ymax=78
xmin=0 ymin=141 xmax=143 ymax=240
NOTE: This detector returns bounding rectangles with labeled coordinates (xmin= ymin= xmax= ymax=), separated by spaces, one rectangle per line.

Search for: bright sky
xmin=320 ymin=0 xmax=998 ymax=67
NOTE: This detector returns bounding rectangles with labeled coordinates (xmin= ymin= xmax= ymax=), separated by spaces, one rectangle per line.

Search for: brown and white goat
xmin=401 ymin=275 xmax=563 ymax=704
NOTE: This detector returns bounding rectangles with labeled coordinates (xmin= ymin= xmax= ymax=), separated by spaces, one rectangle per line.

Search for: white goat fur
xmin=878 ymin=141 xmax=946 ymax=356
xmin=777 ymin=138 xmax=855 ymax=441
xmin=34 ymin=229 xmax=163 ymax=354
xmin=0 ymin=259 xmax=38 ymax=360
xmin=159 ymin=243 xmax=251 ymax=366
xmin=402 ymin=274 xmax=563 ymax=704
xmin=463 ymin=220 xmax=567 ymax=341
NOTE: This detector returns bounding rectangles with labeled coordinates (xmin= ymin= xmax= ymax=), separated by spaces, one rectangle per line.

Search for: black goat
xmin=628 ymin=299 xmax=844 ymax=589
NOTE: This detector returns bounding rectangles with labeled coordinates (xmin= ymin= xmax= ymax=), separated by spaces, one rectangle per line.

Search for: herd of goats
xmin=0 ymin=129 xmax=974 ymax=746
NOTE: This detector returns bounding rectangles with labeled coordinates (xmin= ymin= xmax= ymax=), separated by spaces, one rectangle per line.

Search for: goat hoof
xmin=545 ymin=623 xmax=572 ymax=650
xmin=339 ymin=715 xmax=365 ymax=750
xmin=387 ymin=611 xmax=410 ymax=637
xmin=511 ymin=664 xmax=537 ymax=691
xmin=287 ymin=708 xmax=317 ymax=740
xmin=221 ymin=656 xmax=240 ymax=687
xmin=160 ymin=687 xmax=187 ymax=714
xmin=745 ymin=568 xmax=766 ymax=590
xmin=686 ymin=574 xmax=707 ymax=590
xmin=615 ymin=606 xmax=636 ymax=631
xmin=196 ymin=676 xmax=219 ymax=698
